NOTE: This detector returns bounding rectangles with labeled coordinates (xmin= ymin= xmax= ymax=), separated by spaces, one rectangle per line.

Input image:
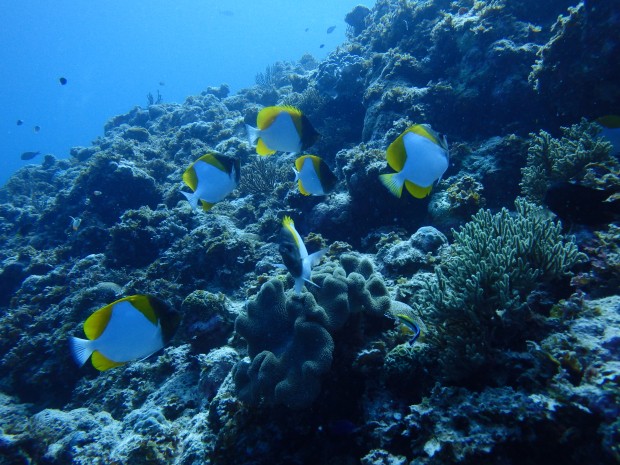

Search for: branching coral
xmin=413 ymin=198 xmax=586 ymax=380
xmin=520 ymin=119 xmax=615 ymax=203
xmin=239 ymin=157 xmax=288 ymax=196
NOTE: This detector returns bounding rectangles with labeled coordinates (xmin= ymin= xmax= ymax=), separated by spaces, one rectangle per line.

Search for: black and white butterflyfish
xmin=278 ymin=216 xmax=327 ymax=294
xmin=246 ymin=105 xmax=320 ymax=156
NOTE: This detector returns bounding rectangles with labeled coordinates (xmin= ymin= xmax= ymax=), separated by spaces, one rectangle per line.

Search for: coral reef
xmin=521 ymin=119 xmax=616 ymax=203
xmin=0 ymin=0 xmax=618 ymax=463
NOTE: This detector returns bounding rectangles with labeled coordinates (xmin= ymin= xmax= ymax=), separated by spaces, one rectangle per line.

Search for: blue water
xmin=0 ymin=0 xmax=372 ymax=187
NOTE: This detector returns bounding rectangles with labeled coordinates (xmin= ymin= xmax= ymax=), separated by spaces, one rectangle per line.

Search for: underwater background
xmin=1 ymin=0 xmax=620 ymax=464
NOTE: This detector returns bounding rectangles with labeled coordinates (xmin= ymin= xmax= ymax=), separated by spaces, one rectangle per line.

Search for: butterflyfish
xmin=70 ymin=295 xmax=181 ymax=371
xmin=181 ymin=153 xmax=240 ymax=211
xmin=245 ymin=105 xmax=320 ymax=156
xmin=293 ymin=155 xmax=337 ymax=196
xmin=379 ymin=124 xmax=449 ymax=199
xmin=278 ymin=216 xmax=327 ymax=294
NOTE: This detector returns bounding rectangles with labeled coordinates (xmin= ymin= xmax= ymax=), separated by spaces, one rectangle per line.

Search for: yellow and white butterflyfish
xmin=379 ymin=124 xmax=449 ymax=199
xmin=181 ymin=153 xmax=240 ymax=211
xmin=293 ymin=155 xmax=338 ymax=196
xmin=70 ymin=295 xmax=181 ymax=371
xmin=278 ymin=216 xmax=327 ymax=294
xmin=245 ymin=105 xmax=320 ymax=156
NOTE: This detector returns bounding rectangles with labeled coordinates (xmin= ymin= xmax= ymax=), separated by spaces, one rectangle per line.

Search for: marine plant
xmin=239 ymin=157 xmax=287 ymax=196
xmin=414 ymin=198 xmax=586 ymax=381
xmin=520 ymin=119 xmax=615 ymax=203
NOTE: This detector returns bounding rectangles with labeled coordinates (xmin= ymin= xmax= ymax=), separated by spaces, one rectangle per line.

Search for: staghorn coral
xmin=233 ymin=254 xmax=393 ymax=409
xmin=520 ymin=119 xmax=616 ymax=203
xmin=414 ymin=198 xmax=586 ymax=381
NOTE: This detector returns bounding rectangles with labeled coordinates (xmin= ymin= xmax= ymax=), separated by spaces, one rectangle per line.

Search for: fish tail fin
xmin=379 ymin=172 xmax=404 ymax=198
xmin=69 ymin=337 xmax=93 ymax=367
xmin=307 ymin=248 xmax=328 ymax=268
xmin=294 ymin=277 xmax=306 ymax=294
xmin=292 ymin=166 xmax=299 ymax=182
xmin=245 ymin=124 xmax=260 ymax=146
xmin=181 ymin=190 xmax=199 ymax=211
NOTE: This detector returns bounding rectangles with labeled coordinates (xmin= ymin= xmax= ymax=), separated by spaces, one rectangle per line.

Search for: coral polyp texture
xmin=0 ymin=0 xmax=619 ymax=464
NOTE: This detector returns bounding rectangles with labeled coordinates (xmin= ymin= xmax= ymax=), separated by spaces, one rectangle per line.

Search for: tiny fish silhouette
xmin=21 ymin=151 xmax=41 ymax=160
xmin=59 ymin=77 xmax=67 ymax=85
xmin=326 ymin=25 xmax=336 ymax=33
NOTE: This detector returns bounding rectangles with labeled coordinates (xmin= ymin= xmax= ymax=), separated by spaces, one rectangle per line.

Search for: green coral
xmin=520 ymin=119 xmax=615 ymax=203
xmin=414 ymin=198 xmax=586 ymax=380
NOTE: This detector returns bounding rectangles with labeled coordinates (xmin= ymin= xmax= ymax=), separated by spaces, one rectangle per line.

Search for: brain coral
xmin=233 ymin=254 xmax=393 ymax=409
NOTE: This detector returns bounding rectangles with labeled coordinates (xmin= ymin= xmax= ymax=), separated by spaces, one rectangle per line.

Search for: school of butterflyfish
xmin=71 ymin=105 xmax=449 ymax=371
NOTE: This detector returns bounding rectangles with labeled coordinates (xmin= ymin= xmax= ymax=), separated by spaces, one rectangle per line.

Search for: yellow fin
xmin=126 ymin=295 xmax=158 ymax=325
xmin=83 ymin=304 xmax=114 ymax=340
xmin=405 ymin=181 xmax=432 ymax=199
xmin=386 ymin=134 xmax=408 ymax=172
xmin=182 ymin=165 xmax=198 ymax=191
xmin=257 ymin=106 xmax=299 ymax=130
xmin=257 ymin=138 xmax=275 ymax=156
xmin=91 ymin=351 xmax=125 ymax=371
xmin=295 ymin=156 xmax=306 ymax=171
xmin=379 ymin=173 xmax=403 ymax=198
xmin=196 ymin=153 xmax=226 ymax=172
xmin=282 ymin=216 xmax=300 ymax=248
xmin=201 ymin=200 xmax=216 ymax=211
xmin=407 ymin=124 xmax=439 ymax=144
xmin=298 ymin=180 xmax=311 ymax=196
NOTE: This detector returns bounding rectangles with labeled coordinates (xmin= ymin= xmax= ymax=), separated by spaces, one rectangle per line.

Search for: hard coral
xmin=233 ymin=254 xmax=393 ymax=409
xmin=416 ymin=198 xmax=585 ymax=381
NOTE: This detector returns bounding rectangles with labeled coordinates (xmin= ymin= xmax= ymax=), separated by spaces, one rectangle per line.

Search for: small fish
xmin=395 ymin=313 xmax=421 ymax=345
xmin=70 ymin=295 xmax=181 ymax=371
xmin=69 ymin=216 xmax=82 ymax=231
xmin=319 ymin=44 xmax=325 ymax=48
xmin=59 ymin=77 xmax=67 ymax=85
xmin=16 ymin=119 xmax=23 ymax=126
xmin=181 ymin=153 xmax=240 ymax=211
xmin=379 ymin=124 xmax=449 ymax=199
xmin=293 ymin=155 xmax=337 ymax=196
xmin=245 ymin=105 xmax=320 ymax=156
xmin=596 ymin=115 xmax=620 ymax=155
xmin=304 ymin=27 xmax=309 ymax=32
xmin=20 ymin=151 xmax=41 ymax=160
xmin=159 ymin=81 xmax=165 ymax=86
xmin=33 ymin=125 xmax=40 ymax=134
xmin=278 ymin=216 xmax=327 ymax=294
xmin=326 ymin=25 xmax=336 ymax=34
xmin=544 ymin=181 xmax=620 ymax=225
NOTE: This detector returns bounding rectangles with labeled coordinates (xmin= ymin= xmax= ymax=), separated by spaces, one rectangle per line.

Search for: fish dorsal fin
xmin=183 ymin=154 xmax=227 ymax=191
xmin=283 ymin=106 xmax=304 ymax=137
xmin=308 ymin=155 xmax=323 ymax=176
xmin=83 ymin=303 xmax=115 ymax=340
xmin=408 ymin=124 xmax=440 ymax=144
xmin=257 ymin=138 xmax=275 ymax=156
xmin=127 ymin=295 xmax=158 ymax=325
xmin=91 ymin=350 xmax=125 ymax=371
xmin=282 ymin=216 xmax=301 ymax=249
xmin=257 ymin=106 xmax=297 ymax=130
xmin=405 ymin=180 xmax=433 ymax=199
xmin=197 ymin=153 xmax=227 ymax=172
